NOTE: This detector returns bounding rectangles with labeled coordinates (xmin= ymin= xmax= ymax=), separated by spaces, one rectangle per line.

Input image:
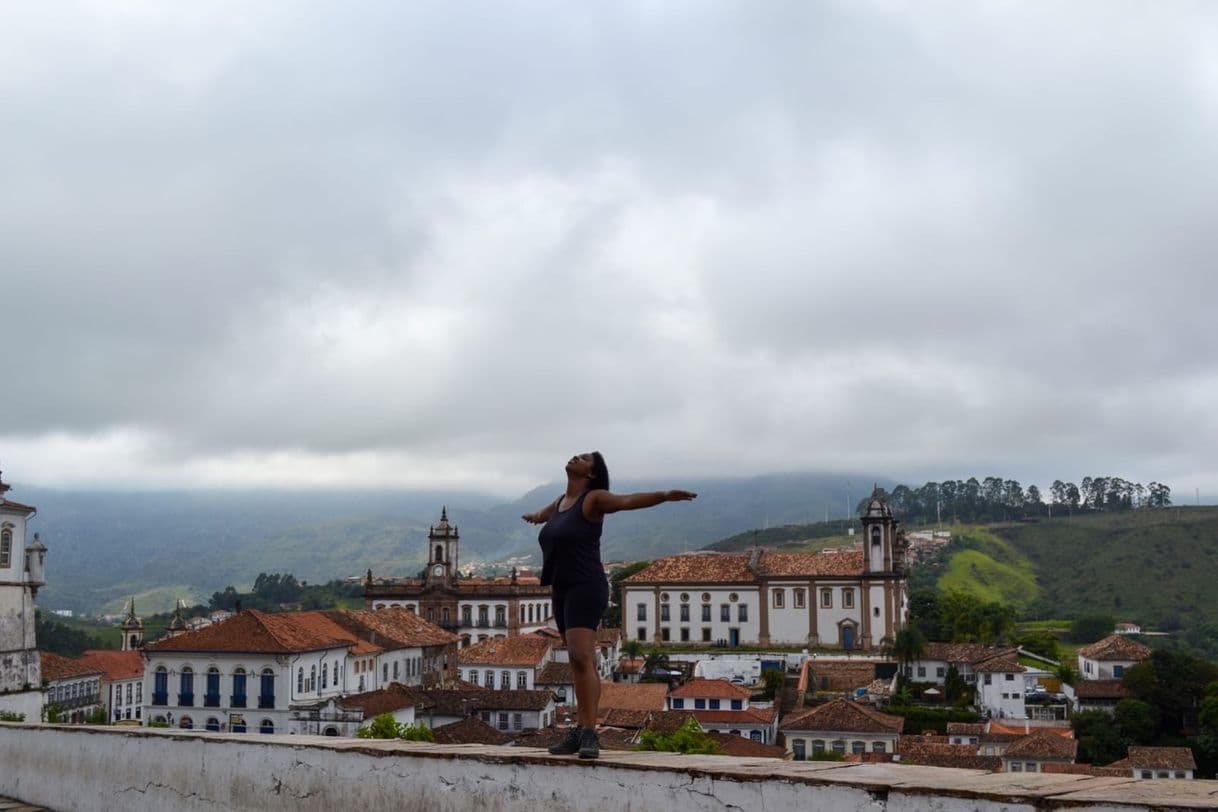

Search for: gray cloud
xmin=2 ymin=2 xmax=1216 ymax=495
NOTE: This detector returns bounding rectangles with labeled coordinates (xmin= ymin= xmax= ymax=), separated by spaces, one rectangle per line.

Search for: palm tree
xmin=621 ymin=639 xmax=644 ymax=660
xmin=641 ymin=647 xmax=670 ymax=682
xmin=885 ymin=626 xmax=926 ymax=679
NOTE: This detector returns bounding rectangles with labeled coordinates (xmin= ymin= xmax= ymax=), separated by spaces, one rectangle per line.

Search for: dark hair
xmin=589 ymin=451 xmax=610 ymax=492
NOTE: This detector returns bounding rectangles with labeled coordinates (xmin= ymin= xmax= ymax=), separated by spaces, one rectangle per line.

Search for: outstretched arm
xmin=586 ymin=489 xmax=697 ymax=519
xmin=522 ymin=497 xmax=561 ymax=525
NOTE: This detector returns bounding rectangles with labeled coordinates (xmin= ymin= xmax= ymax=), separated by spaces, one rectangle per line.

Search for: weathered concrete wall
xmin=1 ymin=723 xmax=1217 ymax=811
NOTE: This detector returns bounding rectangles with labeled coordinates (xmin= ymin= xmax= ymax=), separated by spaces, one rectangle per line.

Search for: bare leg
xmin=564 ymin=627 xmax=600 ymax=728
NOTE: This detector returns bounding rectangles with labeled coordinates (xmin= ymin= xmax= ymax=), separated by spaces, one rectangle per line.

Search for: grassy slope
xmin=991 ymin=506 xmax=1218 ymax=629
xmin=936 ymin=527 xmax=1040 ymax=607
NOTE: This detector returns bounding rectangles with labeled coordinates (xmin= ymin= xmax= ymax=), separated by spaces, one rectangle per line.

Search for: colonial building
xmin=77 ymin=649 xmax=144 ymax=722
xmin=779 ymin=698 xmax=904 ymax=759
xmin=1108 ymin=746 xmax=1196 ymax=780
xmin=1077 ymin=635 xmax=1151 ymax=680
xmin=457 ymin=635 xmax=553 ymax=691
xmin=40 ymin=651 xmax=102 ymax=723
xmin=667 ymin=678 xmax=778 ymax=744
xmin=141 ymin=607 xmax=457 ymax=735
xmin=364 ymin=508 xmax=555 ymax=647
xmin=0 ymin=469 xmax=46 ymax=721
xmin=622 ymin=492 xmax=908 ymax=650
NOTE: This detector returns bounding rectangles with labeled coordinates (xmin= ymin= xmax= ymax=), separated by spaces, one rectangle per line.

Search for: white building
xmin=141 ymin=607 xmax=457 ymax=735
xmin=1000 ymin=729 xmax=1077 ymax=774
xmin=1077 ymin=635 xmax=1151 ymax=681
xmin=0 ymin=470 xmax=46 ymax=722
xmin=457 ymin=635 xmax=552 ymax=691
xmin=364 ymin=509 xmax=555 ymax=646
xmin=78 ymin=649 xmax=144 ymax=723
xmin=973 ymin=656 xmax=1027 ymax=720
xmin=40 ymin=651 xmax=102 ymax=723
xmin=779 ymin=698 xmax=904 ymax=759
xmin=1108 ymin=746 xmax=1196 ymax=780
xmin=667 ymin=678 xmax=778 ymax=743
xmin=622 ymin=492 xmax=908 ymax=650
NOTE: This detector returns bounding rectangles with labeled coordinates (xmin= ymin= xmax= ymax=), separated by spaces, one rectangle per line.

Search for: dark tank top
xmin=537 ymin=490 xmax=604 ymax=587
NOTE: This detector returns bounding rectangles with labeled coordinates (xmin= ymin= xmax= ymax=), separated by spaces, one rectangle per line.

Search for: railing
xmin=204 ymin=693 xmax=221 ymax=707
xmin=230 ymin=695 xmax=247 ymax=708
xmin=177 ymin=693 xmax=194 ymax=707
xmin=258 ymin=696 xmax=275 ymax=709
xmin=151 ymin=692 xmax=168 ymax=706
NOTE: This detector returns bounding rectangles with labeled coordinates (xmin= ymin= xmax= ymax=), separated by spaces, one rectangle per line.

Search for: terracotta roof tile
xmin=601 ymin=708 xmax=650 ymax=728
xmin=757 ymin=550 xmax=865 ymax=578
xmin=457 ymin=636 xmax=551 ymax=667
xmin=972 ymin=655 xmax=1026 ymax=673
xmin=431 ymin=716 xmax=513 ymax=745
xmin=323 ymin=608 xmax=458 ymax=649
xmin=642 ymin=710 xmax=697 ymax=735
xmin=945 ymin=723 xmax=985 ymax=736
xmin=918 ymin=643 xmax=1019 ymax=665
xmin=535 ymin=661 xmax=574 ymax=685
xmin=77 ymin=650 xmax=143 ymax=681
xmin=624 ymin=553 xmax=756 ymax=584
xmin=1074 ymin=679 xmax=1130 ymax=700
xmin=598 ymin=682 xmax=669 ymax=712
xmin=987 ymin=722 xmax=1074 ymax=738
xmin=0 ymin=498 xmax=36 ymax=514
xmin=596 ymin=628 xmax=622 ymax=645
xmin=1078 ymin=635 xmax=1152 ymax=662
xmin=340 ymin=684 xmax=419 ymax=718
xmin=1002 ymin=730 xmax=1078 ymax=761
xmin=145 ymin=610 xmax=357 ymax=654
xmin=897 ymin=740 xmax=1002 ymax=772
xmin=40 ymin=651 xmax=104 ymax=681
xmin=807 ymin=662 xmax=877 ymax=691
xmin=706 ymin=732 xmax=787 ymax=759
xmin=780 ymin=698 xmax=903 ymax=734
xmin=1118 ymin=746 xmax=1197 ymax=771
xmin=670 ymin=679 xmax=752 ymax=700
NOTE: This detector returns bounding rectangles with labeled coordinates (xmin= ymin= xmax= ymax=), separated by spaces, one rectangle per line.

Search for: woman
xmin=522 ymin=451 xmax=696 ymax=759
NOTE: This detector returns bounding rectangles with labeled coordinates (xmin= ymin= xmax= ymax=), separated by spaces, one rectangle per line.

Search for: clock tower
xmin=425 ymin=507 xmax=459 ymax=587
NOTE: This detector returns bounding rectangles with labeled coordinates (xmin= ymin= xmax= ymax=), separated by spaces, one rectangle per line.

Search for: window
xmin=701 ymin=604 xmax=711 ymax=622
xmin=479 ymin=607 xmax=489 ymax=626
xmin=1175 ymin=771 xmax=1186 ymax=779
xmin=469 ymin=671 xmax=478 ymax=686
xmin=772 ymin=589 xmax=784 ymax=609
xmin=153 ymin=667 xmax=168 ymax=705
xmin=231 ymin=668 xmax=246 ymax=707
xmin=0 ymin=528 xmax=10 ymax=568
xmin=1025 ymin=763 xmax=1038 ymax=773
xmin=872 ymin=741 xmax=887 ymax=753
xmin=720 ymin=605 xmax=730 ymax=622
xmin=637 ymin=604 xmax=647 ymax=622
xmin=463 ymin=607 xmax=472 ymax=625
xmin=694 ymin=699 xmax=706 ymax=709
xmin=680 ymin=605 xmax=690 ymax=623
xmin=1005 ymin=673 xmax=1014 ymax=682
xmin=498 ymin=713 xmax=509 ymax=731
xmin=793 ymin=740 xmax=806 ymax=761
xmin=512 ymin=713 xmax=522 ymax=731
xmin=260 ymin=719 xmax=274 ymax=734
xmin=297 ymin=668 xmax=304 ymax=694
xmin=731 ymin=700 xmax=742 ymax=710
xmin=1156 ymin=771 xmax=1168 ymax=779
xmin=259 ymin=668 xmax=275 ymax=708
xmin=680 ymin=628 xmax=690 ymax=642
xmin=179 ymin=667 xmax=194 ymax=706
xmin=383 ymin=663 xmax=389 ymax=682
xmin=852 ymin=741 xmax=865 ymax=754
xmin=843 ymin=589 xmax=854 ymax=609
xmin=661 ymin=604 xmax=671 ymax=622
xmin=179 ymin=716 xmax=194 ymax=730
xmin=917 ymin=666 xmax=926 ymax=678
xmin=1113 ymin=665 xmax=1124 ymax=678
xmin=821 ymin=589 xmax=833 ymax=608
xmin=794 ymin=589 xmax=805 ymax=609
xmin=661 ymin=628 xmax=671 ymax=642
xmin=738 ymin=604 xmax=748 ymax=622
xmin=495 ymin=607 xmax=506 ymax=626
xmin=1140 ymin=770 xmax=1152 ymax=779
xmin=501 ymin=670 xmax=510 ymax=689
xmin=393 ymin=661 xmax=399 ymax=680
xmin=637 ymin=627 xmax=647 ymax=641
xmin=517 ymin=671 xmax=527 ymax=689
xmin=205 ymin=717 xmax=220 ymax=732
xmin=709 ymin=699 xmax=720 ymax=710
xmin=680 ymin=593 xmax=690 ymax=603
xmin=672 ymin=698 xmax=684 ymax=709
xmin=443 ymin=607 xmax=451 ymax=625
xmin=702 ymin=628 xmax=711 ymax=642
xmin=812 ymin=740 xmax=825 ymax=753
xmin=936 ymin=667 xmax=945 ymax=678
xmin=831 ymin=740 xmax=846 ymax=755
xmin=205 ymin=668 xmax=221 ymax=706
xmin=984 ymin=674 xmax=992 ymax=685
xmin=1010 ymin=762 xmax=1023 ymax=773
xmin=485 ymin=670 xmax=494 ymax=688
xmin=126 ymin=683 xmax=133 ymax=704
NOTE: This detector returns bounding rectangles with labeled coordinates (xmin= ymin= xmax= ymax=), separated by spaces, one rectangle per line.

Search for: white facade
xmin=461 ymin=665 xmax=539 ymax=691
xmin=975 ymin=670 xmax=1027 ymax=720
xmin=1078 ymin=653 xmax=1140 ymax=680
xmin=0 ymin=475 xmax=46 ymax=722
xmin=106 ymin=676 xmax=143 ymax=722
xmin=366 ymin=598 xmax=554 ymax=644
xmin=785 ymin=729 xmax=898 ymax=759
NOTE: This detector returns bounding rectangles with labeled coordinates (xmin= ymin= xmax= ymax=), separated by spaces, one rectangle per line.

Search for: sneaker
xmin=578 ymin=727 xmax=600 ymax=760
xmin=548 ymin=727 xmax=582 ymax=755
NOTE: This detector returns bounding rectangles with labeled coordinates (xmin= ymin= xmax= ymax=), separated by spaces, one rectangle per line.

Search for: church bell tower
xmin=425 ymin=507 xmax=459 ymax=586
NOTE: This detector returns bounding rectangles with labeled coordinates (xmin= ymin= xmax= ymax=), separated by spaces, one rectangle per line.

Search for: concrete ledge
xmin=2 ymin=723 xmax=1217 ymax=811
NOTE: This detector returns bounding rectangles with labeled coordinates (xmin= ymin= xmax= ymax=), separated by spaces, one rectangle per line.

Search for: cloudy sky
xmin=2 ymin=1 xmax=1216 ymax=498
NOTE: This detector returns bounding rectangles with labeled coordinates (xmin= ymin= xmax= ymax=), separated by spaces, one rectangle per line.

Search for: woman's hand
xmin=521 ymin=512 xmax=543 ymax=524
xmin=664 ymin=490 xmax=698 ymax=502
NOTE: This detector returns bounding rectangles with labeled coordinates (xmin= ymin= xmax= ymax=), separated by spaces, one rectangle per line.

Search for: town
xmin=2 ymin=469 xmax=1209 ymax=789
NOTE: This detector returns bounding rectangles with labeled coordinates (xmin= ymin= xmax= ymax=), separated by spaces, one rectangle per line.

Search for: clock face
xmin=433 ymin=565 xmax=444 ymax=577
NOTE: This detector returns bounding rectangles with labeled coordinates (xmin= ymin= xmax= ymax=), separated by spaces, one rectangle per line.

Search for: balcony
xmin=258 ymin=695 xmax=275 ymax=709
xmin=230 ymin=695 xmax=247 ymax=708
xmin=177 ymin=693 xmax=194 ymax=707
xmin=203 ymin=693 xmax=221 ymax=708
xmin=151 ymin=692 xmax=168 ymax=706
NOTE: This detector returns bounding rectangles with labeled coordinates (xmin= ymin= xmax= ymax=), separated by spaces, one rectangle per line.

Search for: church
xmin=0 ymin=469 xmax=47 ymax=721
xmin=621 ymin=491 xmax=909 ymax=650
xmin=364 ymin=508 xmax=554 ymax=647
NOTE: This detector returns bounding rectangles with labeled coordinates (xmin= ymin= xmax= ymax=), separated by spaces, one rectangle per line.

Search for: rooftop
xmin=39 ymin=651 xmax=104 ymax=682
xmin=1003 ymin=730 xmax=1079 ymax=761
xmin=780 ymin=698 xmax=904 ymax=734
xmin=1111 ymin=746 xmax=1197 ymax=772
xmin=598 ymin=682 xmax=669 ymax=712
xmin=623 ymin=549 xmax=866 ymax=584
xmin=1078 ymin=635 xmax=1153 ymax=662
xmin=669 ymin=678 xmax=752 ymax=699
xmin=77 ymin=649 xmax=143 ymax=681
xmin=457 ymin=635 xmax=551 ymax=667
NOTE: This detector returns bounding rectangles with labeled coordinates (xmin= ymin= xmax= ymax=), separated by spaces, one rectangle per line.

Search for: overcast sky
xmin=2 ymin=2 xmax=1216 ymax=498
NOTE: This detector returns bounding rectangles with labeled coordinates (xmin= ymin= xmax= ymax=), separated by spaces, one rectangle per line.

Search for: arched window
xmin=179 ymin=667 xmax=194 ymax=706
xmin=259 ymin=719 xmax=274 ymax=734
xmin=310 ymin=665 xmax=317 ymax=692
xmin=232 ymin=668 xmax=247 ymax=707
xmin=179 ymin=716 xmax=194 ymax=730
xmin=259 ymin=668 xmax=275 ymax=708
xmin=528 ymin=604 xmax=534 ymax=624
xmin=205 ymin=717 xmax=220 ymax=732
xmin=153 ymin=666 xmax=169 ymax=705
xmin=205 ymin=667 xmax=221 ymax=706
xmin=435 ymin=545 xmax=443 ymax=562
xmin=297 ymin=667 xmax=304 ymax=693
xmin=321 ymin=662 xmax=328 ymax=690
xmin=0 ymin=527 xmax=12 ymax=568
xmin=232 ymin=718 xmax=247 ymax=733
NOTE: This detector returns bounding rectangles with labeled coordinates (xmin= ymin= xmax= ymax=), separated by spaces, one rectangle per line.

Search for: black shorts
xmin=551 ymin=579 xmax=609 ymax=634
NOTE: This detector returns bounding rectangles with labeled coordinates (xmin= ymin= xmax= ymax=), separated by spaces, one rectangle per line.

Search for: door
xmin=842 ymin=625 xmax=855 ymax=651
xmin=729 ymin=628 xmax=740 ymax=647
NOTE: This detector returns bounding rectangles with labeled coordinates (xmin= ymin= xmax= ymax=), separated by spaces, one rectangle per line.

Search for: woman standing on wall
xmin=522 ymin=451 xmax=696 ymax=759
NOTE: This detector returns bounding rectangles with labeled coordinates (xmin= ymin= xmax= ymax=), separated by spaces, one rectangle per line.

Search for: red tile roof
xmin=670 ymin=679 xmax=752 ymax=700
xmin=987 ymin=722 xmax=1074 ymax=738
xmin=945 ymin=723 xmax=985 ymax=736
xmin=1002 ymin=730 xmax=1078 ymax=761
xmin=78 ymin=650 xmax=143 ymax=681
xmin=40 ymin=651 xmax=103 ymax=681
xmin=340 ymin=684 xmax=419 ymax=718
xmin=1112 ymin=746 xmax=1197 ymax=772
xmin=1078 ymin=635 xmax=1152 ymax=662
xmin=757 ymin=550 xmax=865 ymax=578
xmin=598 ymin=681 xmax=669 ymax=712
xmin=323 ymin=608 xmax=458 ymax=649
xmin=431 ymin=716 xmax=512 ymax=745
xmin=145 ymin=610 xmax=362 ymax=654
xmin=706 ymin=732 xmax=787 ymax=759
xmin=601 ymin=708 xmax=651 ymax=729
xmin=918 ymin=643 xmax=1019 ymax=665
xmin=972 ymin=655 xmax=1026 ymax=673
xmin=780 ymin=698 xmax=903 ymax=735
xmin=623 ymin=549 xmax=866 ymax=585
xmin=535 ymin=661 xmax=574 ymax=685
xmin=1074 ymin=679 xmax=1131 ymax=700
xmin=897 ymin=740 xmax=1002 ymax=772
xmin=457 ymin=636 xmax=551 ymax=667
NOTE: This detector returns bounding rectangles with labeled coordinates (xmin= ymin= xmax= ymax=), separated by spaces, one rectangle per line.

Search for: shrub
xmin=0 ymin=711 xmax=25 ymax=722
xmin=637 ymin=718 xmax=721 ymax=755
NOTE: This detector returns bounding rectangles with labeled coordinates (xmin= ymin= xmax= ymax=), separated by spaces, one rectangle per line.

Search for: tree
xmin=641 ymin=648 xmax=670 ymax=682
xmin=1014 ymin=630 xmax=1059 ymax=661
xmin=1124 ymin=649 xmax=1218 ymax=738
xmin=1068 ymin=614 xmax=1115 ymax=644
xmin=1072 ymin=709 xmax=1125 ymax=765
xmin=908 ymin=590 xmax=942 ymax=641
xmin=400 ymin=721 xmax=436 ymax=742
xmin=357 ymin=712 xmax=405 ymax=740
xmin=638 ymin=717 xmax=720 ymax=754
xmin=759 ymin=668 xmax=784 ymax=701
xmin=885 ymin=627 xmax=926 ymax=675
xmin=1114 ymin=698 xmax=1158 ymax=745
xmin=621 ymin=639 xmax=644 ymax=660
